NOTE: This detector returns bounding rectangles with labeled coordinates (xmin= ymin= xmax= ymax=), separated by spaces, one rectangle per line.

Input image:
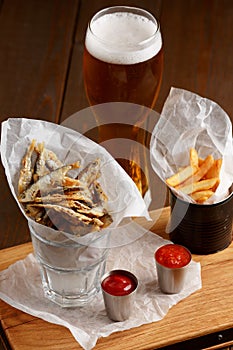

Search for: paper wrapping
xmin=1 ymin=117 xmax=151 ymax=247
xmin=150 ymin=87 xmax=233 ymax=203
xmin=0 ymin=230 xmax=202 ymax=350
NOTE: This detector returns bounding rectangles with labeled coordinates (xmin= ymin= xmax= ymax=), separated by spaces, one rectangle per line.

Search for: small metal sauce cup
xmin=101 ymin=269 xmax=138 ymax=321
xmin=155 ymin=244 xmax=192 ymax=294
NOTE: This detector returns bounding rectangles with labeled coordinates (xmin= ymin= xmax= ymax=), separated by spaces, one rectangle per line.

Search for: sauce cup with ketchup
xmin=155 ymin=243 xmax=192 ymax=294
xmin=101 ymin=269 xmax=138 ymax=321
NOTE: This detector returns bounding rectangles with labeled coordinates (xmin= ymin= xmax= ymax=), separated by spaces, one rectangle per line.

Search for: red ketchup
xmin=155 ymin=244 xmax=191 ymax=268
xmin=101 ymin=271 xmax=137 ymax=296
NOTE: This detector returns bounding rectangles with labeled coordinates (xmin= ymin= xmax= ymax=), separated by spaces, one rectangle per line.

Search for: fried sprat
xmin=18 ymin=140 xmax=112 ymax=235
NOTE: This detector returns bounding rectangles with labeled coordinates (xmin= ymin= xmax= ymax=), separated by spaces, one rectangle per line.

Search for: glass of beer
xmin=83 ymin=6 xmax=163 ymax=196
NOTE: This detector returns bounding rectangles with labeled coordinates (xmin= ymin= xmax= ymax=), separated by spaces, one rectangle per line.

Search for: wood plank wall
xmin=0 ymin=0 xmax=232 ymax=249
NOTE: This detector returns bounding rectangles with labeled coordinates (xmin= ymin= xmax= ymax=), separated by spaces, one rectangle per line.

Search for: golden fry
xmin=190 ymin=148 xmax=199 ymax=168
xmin=205 ymin=159 xmax=222 ymax=179
xmin=176 ymin=154 xmax=214 ymax=188
xmin=195 ymin=197 xmax=209 ymax=204
xmin=211 ymin=177 xmax=220 ymax=192
xmin=191 ymin=190 xmax=214 ymax=201
xmin=198 ymin=158 xmax=204 ymax=166
xmin=166 ymin=165 xmax=197 ymax=187
xmin=166 ymin=148 xmax=222 ymax=203
xmin=178 ymin=178 xmax=218 ymax=195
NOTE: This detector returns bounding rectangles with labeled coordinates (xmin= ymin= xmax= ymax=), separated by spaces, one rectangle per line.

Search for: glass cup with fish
xmin=18 ymin=140 xmax=113 ymax=307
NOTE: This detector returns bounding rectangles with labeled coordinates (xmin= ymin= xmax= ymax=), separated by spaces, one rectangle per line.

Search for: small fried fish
xmin=18 ymin=141 xmax=112 ymax=236
xmin=19 ymin=162 xmax=80 ymax=202
xmin=18 ymin=139 xmax=37 ymax=194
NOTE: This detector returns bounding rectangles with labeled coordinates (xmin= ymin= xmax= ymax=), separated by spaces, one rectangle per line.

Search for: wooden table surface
xmin=0 ymin=207 xmax=233 ymax=350
xmin=0 ymin=1 xmax=233 ymax=349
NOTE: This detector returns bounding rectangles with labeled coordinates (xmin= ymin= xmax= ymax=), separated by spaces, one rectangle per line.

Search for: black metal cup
xmin=168 ymin=187 xmax=233 ymax=254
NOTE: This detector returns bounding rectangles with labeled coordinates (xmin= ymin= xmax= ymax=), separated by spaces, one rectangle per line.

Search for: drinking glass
xmin=29 ymin=223 xmax=109 ymax=307
xmin=83 ymin=6 xmax=163 ymax=196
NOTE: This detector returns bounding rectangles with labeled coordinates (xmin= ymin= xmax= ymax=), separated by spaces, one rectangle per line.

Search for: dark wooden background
xmin=0 ymin=0 xmax=232 ymax=250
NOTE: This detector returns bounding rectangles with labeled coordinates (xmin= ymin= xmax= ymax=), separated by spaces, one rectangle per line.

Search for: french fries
xmin=165 ymin=165 xmax=197 ymax=187
xmin=178 ymin=178 xmax=218 ymax=195
xmin=191 ymin=190 xmax=214 ymax=202
xmin=176 ymin=155 xmax=214 ymax=188
xmin=166 ymin=148 xmax=222 ymax=203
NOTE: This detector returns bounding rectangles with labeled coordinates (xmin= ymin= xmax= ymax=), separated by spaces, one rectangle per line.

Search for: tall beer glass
xmin=83 ymin=6 xmax=163 ymax=196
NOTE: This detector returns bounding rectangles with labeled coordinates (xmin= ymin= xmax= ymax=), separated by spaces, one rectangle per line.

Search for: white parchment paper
xmin=0 ymin=230 xmax=202 ymax=350
xmin=150 ymin=87 xmax=233 ymax=203
xmin=1 ymin=118 xmax=151 ymax=247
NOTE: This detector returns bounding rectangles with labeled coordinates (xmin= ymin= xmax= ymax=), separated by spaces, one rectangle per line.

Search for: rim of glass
xmin=88 ymin=6 xmax=161 ymax=49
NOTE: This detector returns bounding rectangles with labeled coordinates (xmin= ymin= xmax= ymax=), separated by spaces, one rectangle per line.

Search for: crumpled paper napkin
xmin=150 ymin=87 xmax=233 ymax=203
xmin=0 ymin=229 xmax=202 ymax=350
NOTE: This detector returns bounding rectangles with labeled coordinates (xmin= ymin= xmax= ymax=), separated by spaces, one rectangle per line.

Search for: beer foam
xmin=85 ymin=12 xmax=162 ymax=64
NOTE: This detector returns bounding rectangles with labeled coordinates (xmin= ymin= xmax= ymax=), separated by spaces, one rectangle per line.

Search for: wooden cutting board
xmin=1 ymin=207 xmax=233 ymax=350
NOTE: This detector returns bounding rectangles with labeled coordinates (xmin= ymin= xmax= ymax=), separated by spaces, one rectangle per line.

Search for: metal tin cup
xmin=155 ymin=244 xmax=192 ymax=294
xmin=101 ymin=269 xmax=138 ymax=321
xmin=168 ymin=187 xmax=233 ymax=254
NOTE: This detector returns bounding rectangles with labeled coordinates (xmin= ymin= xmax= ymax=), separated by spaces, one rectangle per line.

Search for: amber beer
xmin=83 ymin=7 xmax=163 ymax=195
